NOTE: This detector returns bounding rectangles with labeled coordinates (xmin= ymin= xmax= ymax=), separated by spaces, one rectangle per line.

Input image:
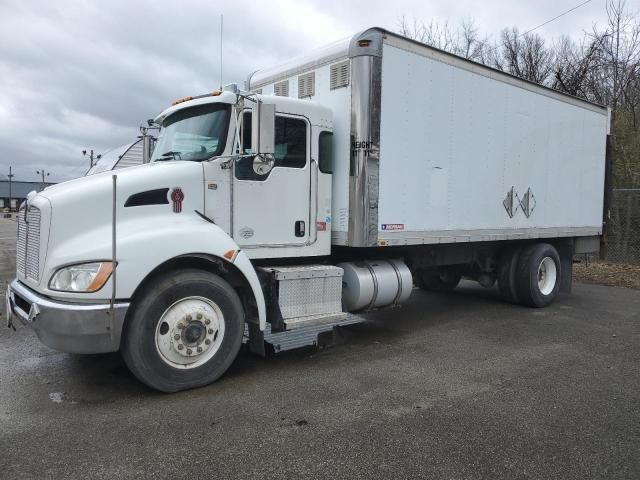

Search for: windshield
xmin=151 ymin=103 xmax=231 ymax=162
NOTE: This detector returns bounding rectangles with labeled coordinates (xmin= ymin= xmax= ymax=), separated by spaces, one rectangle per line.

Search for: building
xmin=0 ymin=180 xmax=56 ymax=211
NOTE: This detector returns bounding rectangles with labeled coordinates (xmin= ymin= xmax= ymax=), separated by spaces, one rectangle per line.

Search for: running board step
xmin=264 ymin=314 xmax=366 ymax=353
xmin=284 ymin=312 xmax=347 ymax=330
xmin=243 ymin=314 xmax=367 ymax=354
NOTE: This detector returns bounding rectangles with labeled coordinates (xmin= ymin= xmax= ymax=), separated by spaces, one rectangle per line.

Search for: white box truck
xmin=6 ymin=28 xmax=608 ymax=391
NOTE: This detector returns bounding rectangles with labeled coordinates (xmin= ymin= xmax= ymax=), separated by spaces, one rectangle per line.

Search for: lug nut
xmin=208 ymin=328 xmax=214 ymax=334
xmin=205 ymin=319 xmax=211 ymax=325
xmin=177 ymin=324 xmax=184 ymax=330
xmin=196 ymin=313 xmax=202 ymax=320
xmin=186 ymin=349 xmax=192 ymax=355
xmin=174 ymin=334 xmax=180 ymax=340
xmin=197 ymin=347 xmax=203 ymax=353
xmin=178 ymin=344 xmax=184 ymax=350
xmin=186 ymin=315 xmax=192 ymax=322
xmin=205 ymin=339 xmax=211 ymax=345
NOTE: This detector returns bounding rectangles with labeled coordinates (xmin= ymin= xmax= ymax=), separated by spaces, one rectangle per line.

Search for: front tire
xmin=515 ymin=243 xmax=561 ymax=308
xmin=121 ymin=269 xmax=245 ymax=392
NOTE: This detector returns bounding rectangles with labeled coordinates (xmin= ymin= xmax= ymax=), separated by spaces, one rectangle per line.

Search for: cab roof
xmin=154 ymin=91 xmax=332 ymax=129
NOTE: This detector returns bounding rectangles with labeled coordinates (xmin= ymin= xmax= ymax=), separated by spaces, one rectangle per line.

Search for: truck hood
xmin=40 ymin=161 xmax=203 ymax=204
xmin=32 ymin=161 xmax=206 ymax=293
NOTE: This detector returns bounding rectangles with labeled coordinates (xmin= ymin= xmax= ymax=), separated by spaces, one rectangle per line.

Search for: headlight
xmin=49 ymin=262 xmax=113 ymax=293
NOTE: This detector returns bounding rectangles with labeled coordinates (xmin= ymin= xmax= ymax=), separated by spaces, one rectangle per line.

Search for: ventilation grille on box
xmin=330 ymin=60 xmax=350 ymax=89
xmin=274 ymin=81 xmax=289 ymax=97
xmin=298 ymin=72 xmax=315 ymax=98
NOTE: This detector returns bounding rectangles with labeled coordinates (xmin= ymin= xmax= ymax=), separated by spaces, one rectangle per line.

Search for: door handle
xmin=295 ymin=220 xmax=305 ymax=237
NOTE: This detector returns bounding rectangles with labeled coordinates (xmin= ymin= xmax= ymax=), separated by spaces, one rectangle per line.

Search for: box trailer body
xmin=250 ymin=28 xmax=608 ymax=248
xmin=7 ymin=28 xmax=609 ymax=392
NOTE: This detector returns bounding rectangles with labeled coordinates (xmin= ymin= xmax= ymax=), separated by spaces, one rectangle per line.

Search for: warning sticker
xmin=381 ymin=224 xmax=404 ymax=231
xmin=316 ymin=222 xmax=327 ymax=231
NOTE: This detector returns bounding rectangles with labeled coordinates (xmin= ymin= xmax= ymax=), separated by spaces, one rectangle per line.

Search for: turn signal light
xmin=223 ymin=249 xmax=237 ymax=262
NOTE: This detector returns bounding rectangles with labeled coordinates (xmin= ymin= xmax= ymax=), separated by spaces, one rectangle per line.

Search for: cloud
xmin=0 ymin=0 xmax=608 ymax=183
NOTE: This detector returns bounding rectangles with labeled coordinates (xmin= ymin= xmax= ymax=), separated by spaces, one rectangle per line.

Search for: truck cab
xmin=6 ymin=87 xmax=351 ymax=392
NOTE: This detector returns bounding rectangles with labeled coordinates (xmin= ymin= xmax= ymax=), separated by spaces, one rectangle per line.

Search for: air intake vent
xmin=274 ymin=81 xmax=289 ymax=97
xmin=16 ymin=206 xmax=41 ymax=281
xmin=330 ymin=60 xmax=350 ymax=90
xmin=298 ymin=72 xmax=315 ymax=98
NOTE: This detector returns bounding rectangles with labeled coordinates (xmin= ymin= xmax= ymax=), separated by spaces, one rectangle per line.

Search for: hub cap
xmin=155 ymin=296 xmax=225 ymax=369
xmin=537 ymin=257 xmax=557 ymax=296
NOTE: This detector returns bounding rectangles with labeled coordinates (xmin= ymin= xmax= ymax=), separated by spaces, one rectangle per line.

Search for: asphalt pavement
xmin=1 ymin=217 xmax=639 ymax=479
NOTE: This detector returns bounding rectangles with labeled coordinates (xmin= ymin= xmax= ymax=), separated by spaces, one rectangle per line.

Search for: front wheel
xmin=121 ymin=269 xmax=245 ymax=392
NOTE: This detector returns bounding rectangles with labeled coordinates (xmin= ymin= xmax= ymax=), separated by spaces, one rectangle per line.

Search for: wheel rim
xmin=155 ymin=296 xmax=225 ymax=369
xmin=537 ymin=257 xmax=557 ymax=296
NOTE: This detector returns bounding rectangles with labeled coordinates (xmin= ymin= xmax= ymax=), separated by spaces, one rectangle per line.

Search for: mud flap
xmin=557 ymin=242 xmax=574 ymax=294
xmin=247 ymin=322 xmax=266 ymax=357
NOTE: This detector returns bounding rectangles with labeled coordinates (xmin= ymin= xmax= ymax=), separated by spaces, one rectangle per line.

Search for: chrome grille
xmin=16 ymin=206 xmax=41 ymax=281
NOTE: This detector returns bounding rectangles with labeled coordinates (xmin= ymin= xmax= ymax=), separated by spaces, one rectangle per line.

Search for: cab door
xmin=232 ymin=112 xmax=310 ymax=247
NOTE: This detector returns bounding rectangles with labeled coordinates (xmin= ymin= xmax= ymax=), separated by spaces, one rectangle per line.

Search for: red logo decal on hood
xmin=171 ymin=188 xmax=184 ymax=213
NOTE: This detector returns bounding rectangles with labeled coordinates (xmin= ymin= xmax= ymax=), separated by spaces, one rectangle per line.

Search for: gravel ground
xmin=574 ymin=260 xmax=640 ymax=289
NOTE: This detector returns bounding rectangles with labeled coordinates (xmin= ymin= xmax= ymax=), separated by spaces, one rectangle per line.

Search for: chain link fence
xmin=604 ymin=189 xmax=640 ymax=265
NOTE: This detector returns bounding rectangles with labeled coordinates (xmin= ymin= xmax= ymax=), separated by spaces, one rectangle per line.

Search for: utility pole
xmin=7 ymin=166 xmax=14 ymax=211
xmin=36 ymin=169 xmax=50 ymax=191
xmin=82 ymin=149 xmax=101 ymax=169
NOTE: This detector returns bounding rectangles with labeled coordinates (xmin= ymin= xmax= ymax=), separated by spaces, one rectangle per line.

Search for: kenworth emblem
xmin=170 ymin=188 xmax=184 ymax=213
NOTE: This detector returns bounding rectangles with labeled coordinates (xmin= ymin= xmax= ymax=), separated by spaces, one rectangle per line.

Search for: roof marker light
xmin=171 ymin=96 xmax=193 ymax=106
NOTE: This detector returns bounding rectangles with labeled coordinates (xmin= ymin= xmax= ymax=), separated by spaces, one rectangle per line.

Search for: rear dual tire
xmin=498 ymin=243 xmax=561 ymax=308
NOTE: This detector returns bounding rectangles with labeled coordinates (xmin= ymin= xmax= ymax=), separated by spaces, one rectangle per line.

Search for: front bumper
xmin=6 ymin=279 xmax=129 ymax=354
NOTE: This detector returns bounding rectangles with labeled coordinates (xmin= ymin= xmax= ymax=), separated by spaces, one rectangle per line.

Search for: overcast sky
xmin=0 ymin=0 xmax=626 ymax=183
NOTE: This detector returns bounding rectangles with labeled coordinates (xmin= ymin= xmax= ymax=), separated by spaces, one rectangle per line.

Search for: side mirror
xmin=252 ymin=154 xmax=275 ymax=175
xmin=251 ymin=102 xmax=275 ymax=155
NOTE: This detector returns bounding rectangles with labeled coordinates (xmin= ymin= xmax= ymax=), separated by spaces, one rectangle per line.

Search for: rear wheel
xmin=497 ymin=246 xmax=522 ymax=304
xmin=515 ymin=243 xmax=561 ymax=308
xmin=415 ymin=267 xmax=462 ymax=292
xmin=121 ymin=269 xmax=245 ymax=392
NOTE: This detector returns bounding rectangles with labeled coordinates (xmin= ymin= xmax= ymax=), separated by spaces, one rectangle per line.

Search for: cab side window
xmin=274 ymin=116 xmax=306 ymax=168
xmin=318 ymin=131 xmax=333 ymax=174
xmin=241 ymin=113 xmax=306 ymax=168
xmin=241 ymin=111 xmax=252 ymax=154
xmin=237 ymin=113 xmax=306 ymax=180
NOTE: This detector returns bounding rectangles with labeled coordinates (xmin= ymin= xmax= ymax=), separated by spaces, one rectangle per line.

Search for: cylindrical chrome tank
xmin=338 ymin=259 xmax=413 ymax=312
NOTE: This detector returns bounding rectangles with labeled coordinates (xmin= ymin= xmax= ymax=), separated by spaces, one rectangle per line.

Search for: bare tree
xmin=497 ymin=28 xmax=555 ymax=84
xmin=397 ymin=16 xmax=456 ymax=50
xmin=552 ymin=35 xmax=603 ymax=99
xmin=397 ymin=16 xmax=491 ymax=62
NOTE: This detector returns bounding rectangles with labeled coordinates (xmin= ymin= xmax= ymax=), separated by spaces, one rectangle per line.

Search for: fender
xmin=117 ymin=215 xmax=266 ymax=330
xmin=43 ymin=213 xmax=267 ymax=330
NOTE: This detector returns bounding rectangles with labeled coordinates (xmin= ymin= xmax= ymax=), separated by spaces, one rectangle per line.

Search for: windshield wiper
xmin=156 ymin=151 xmax=182 ymax=161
